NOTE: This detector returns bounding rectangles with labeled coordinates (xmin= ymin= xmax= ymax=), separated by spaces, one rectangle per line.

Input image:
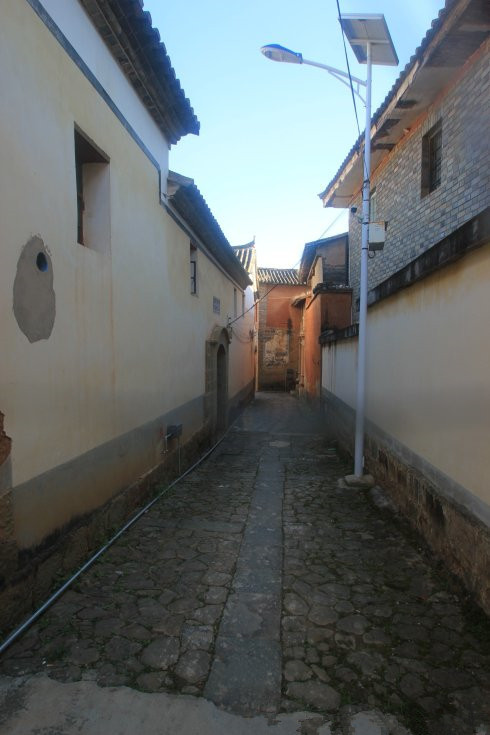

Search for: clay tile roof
xmin=79 ymin=0 xmax=199 ymax=144
xmin=232 ymin=241 xmax=255 ymax=273
xmin=167 ymin=172 xmax=251 ymax=290
xmin=257 ymin=268 xmax=302 ymax=286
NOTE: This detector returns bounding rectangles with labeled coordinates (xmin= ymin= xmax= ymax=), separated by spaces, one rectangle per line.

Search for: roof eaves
xmin=168 ymin=173 xmax=251 ymax=289
xmin=319 ymin=0 xmax=462 ymax=204
xmin=79 ymin=0 xmax=199 ymax=144
xmin=298 ymin=243 xmax=317 ymax=284
xmin=299 ymin=232 xmax=348 ymax=282
xmin=232 ymin=244 xmax=255 ymax=273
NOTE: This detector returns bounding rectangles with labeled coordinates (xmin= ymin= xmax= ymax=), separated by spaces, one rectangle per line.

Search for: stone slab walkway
xmin=0 ymin=393 xmax=489 ymax=735
xmin=204 ymin=449 xmax=284 ymax=714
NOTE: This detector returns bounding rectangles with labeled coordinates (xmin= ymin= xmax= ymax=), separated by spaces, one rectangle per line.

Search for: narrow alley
xmin=0 ymin=394 xmax=489 ymax=735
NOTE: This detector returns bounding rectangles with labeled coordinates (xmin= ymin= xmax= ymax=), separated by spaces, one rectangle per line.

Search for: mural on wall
xmin=264 ymin=332 xmax=289 ymax=367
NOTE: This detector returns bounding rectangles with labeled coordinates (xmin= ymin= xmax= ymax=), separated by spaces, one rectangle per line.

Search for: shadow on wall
xmin=216 ymin=344 xmax=227 ymax=431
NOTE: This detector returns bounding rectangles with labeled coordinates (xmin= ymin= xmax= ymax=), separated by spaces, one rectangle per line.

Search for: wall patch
xmin=13 ymin=236 xmax=56 ymax=342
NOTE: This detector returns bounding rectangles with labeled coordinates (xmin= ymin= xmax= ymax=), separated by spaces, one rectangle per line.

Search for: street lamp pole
xmin=261 ymin=16 xmax=397 ymax=479
xmin=260 ymin=13 xmax=398 ymax=477
xmin=354 ymin=40 xmax=372 ymax=477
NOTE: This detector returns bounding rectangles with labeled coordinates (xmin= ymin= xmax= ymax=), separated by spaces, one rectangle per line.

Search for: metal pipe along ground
xmin=0 ymin=428 xmax=231 ymax=657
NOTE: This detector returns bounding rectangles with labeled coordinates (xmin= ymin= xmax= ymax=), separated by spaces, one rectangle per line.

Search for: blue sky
xmin=144 ymin=0 xmax=446 ymax=268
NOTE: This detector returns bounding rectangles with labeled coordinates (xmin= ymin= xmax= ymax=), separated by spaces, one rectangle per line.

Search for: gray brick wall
xmin=348 ymin=48 xmax=490 ymax=314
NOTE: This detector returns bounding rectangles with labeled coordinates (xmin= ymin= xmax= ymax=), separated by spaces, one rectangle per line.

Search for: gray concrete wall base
xmin=0 ymin=407 xmax=212 ymax=636
xmin=321 ymin=389 xmax=490 ymax=615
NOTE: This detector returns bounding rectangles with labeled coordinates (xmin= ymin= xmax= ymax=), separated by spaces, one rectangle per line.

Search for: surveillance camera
xmin=350 ymin=206 xmax=357 ymax=214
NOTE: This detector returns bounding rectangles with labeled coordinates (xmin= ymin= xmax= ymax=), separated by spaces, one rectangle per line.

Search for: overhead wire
xmin=335 ymin=0 xmax=370 ymax=187
xmin=335 ymin=0 xmax=362 ymax=140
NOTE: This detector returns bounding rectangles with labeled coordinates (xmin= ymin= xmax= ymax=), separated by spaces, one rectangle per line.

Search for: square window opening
xmin=75 ymin=127 xmax=110 ymax=253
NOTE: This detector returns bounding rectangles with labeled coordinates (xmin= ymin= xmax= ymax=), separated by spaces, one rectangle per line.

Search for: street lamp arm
xmin=301 ymin=58 xmax=366 ymax=103
xmin=260 ymin=46 xmax=366 ymax=104
xmin=301 ymin=58 xmax=365 ymax=87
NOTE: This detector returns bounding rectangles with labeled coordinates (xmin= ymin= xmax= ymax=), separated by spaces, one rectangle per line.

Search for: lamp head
xmin=260 ymin=44 xmax=303 ymax=64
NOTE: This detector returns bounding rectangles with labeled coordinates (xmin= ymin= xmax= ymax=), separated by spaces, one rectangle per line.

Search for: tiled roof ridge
xmin=257 ymin=267 xmax=302 ymax=285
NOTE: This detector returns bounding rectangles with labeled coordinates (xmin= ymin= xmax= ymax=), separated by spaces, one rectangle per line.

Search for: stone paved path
xmin=0 ymin=393 xmax=489 ymax=735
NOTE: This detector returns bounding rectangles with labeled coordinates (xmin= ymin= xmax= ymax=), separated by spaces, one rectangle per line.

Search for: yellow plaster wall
xmin=0 ymin=0 xmax=254 ymax=545
xmin=323 ymin=244 xmax=490 ymax=507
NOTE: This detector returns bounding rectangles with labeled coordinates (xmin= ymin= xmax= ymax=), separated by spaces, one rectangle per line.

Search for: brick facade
xmin=349 ymin=44 xmax=490 ymax=312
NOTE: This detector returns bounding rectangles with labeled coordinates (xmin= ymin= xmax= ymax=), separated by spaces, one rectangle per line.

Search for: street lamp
xmin=261 ymin=14 xmax=398 ymax=479
xmin=260 ymin=43 xmax=367 ymax=102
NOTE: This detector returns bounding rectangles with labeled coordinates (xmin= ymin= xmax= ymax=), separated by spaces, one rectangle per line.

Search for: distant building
xmin=296 ymin=234 xmax=352 ymax=398
xmin=256 ymin=269 xmax=304 ymax=392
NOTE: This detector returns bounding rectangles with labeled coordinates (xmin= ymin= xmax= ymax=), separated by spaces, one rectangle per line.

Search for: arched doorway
xmin=205 ymin=326 xmax=230 ymax=435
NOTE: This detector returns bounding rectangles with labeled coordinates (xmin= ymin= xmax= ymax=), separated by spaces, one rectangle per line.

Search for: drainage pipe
xmin=0 ymin=428 xmax=230 ymax=657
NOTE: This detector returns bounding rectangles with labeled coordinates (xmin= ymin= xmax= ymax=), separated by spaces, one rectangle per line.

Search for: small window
xmin=241 ymin=293 xmax=245 ymax=317
xmin=74 ymin=127 xmax=110 ymax=252
xmin=190 ymin=243 xmax=197 ymax=294
xmin=421 ymin=121 xmax=442 ymax=197
xmin=213 ymin=297 xmax=220 ymax=314
xmin=233 ymin=288 xmax=237 ymax=319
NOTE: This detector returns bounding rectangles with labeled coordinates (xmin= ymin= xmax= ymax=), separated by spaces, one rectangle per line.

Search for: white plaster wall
xmin=322 ymin=340 xmax=357 ymax=409
xmin=322 ymin=244 xmax=490 ymax=508
xmin=40 ymin=0 xmax=170 ymax=177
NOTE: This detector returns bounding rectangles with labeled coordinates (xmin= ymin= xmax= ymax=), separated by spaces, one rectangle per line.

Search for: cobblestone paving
xmin=280 ymin=439 xmax=490 ymax=735
xmin=0 ymin=394 xmax=489 ymax=735
xmin=0 ymin=447 xmax=258 ymax=696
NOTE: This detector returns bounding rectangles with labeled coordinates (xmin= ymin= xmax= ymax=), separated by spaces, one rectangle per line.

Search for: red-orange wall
xmin=302 ymin=291 xmax=352 ymax=397
xmin=258 ymin=284 xmax=304 ymax=391
xmin=264 ymin=285 xmax=303 ymax=328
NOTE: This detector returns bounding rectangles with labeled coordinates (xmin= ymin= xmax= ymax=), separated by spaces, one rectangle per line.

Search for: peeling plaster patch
xmin=264 ymin=333 xmax=289 ymax=367
xmin=13 ymin=236 xmax=55 ymax=342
